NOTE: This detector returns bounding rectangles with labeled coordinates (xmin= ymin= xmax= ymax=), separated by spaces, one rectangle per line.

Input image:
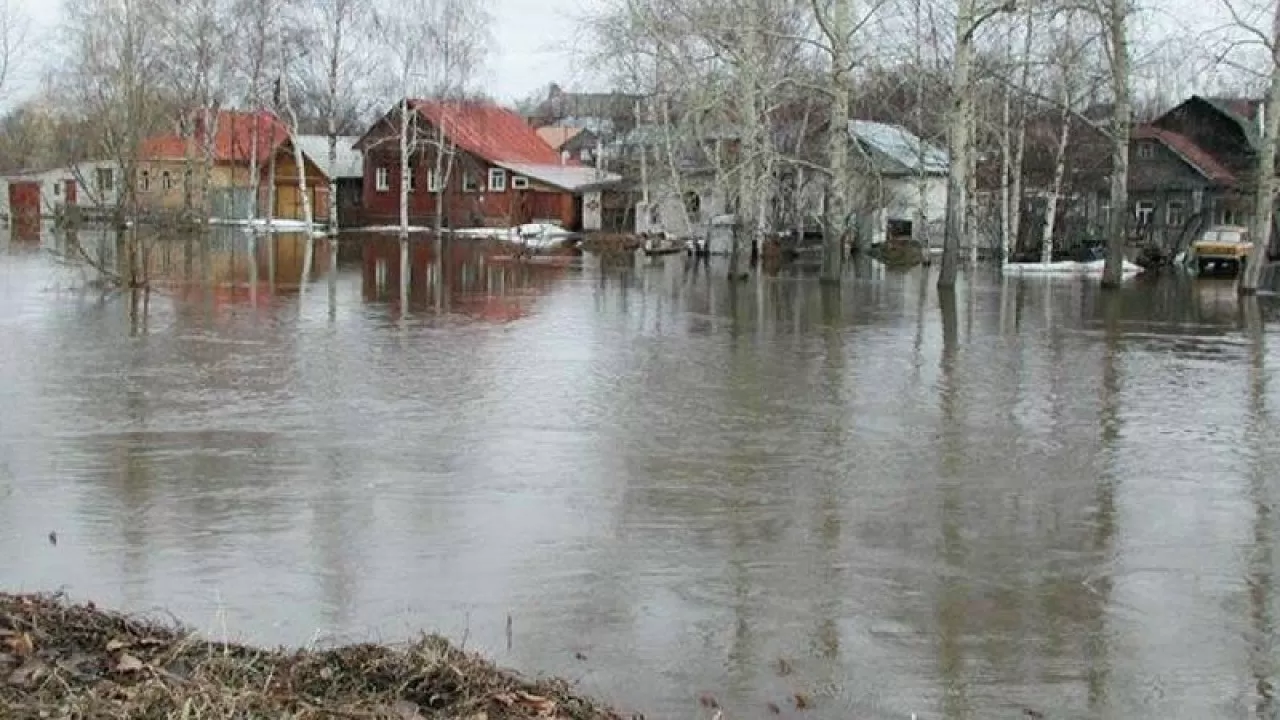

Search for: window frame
xmin=375 ymin=167 xmax=390 ymax=192
xmin=511 ymin=176 xmax=529 ymax=190
xmin=488 ymin=168 xmax=507 ymax=192
xmin=1135 ymin=201 xmax=1155 ymax=226
xmin=462 ymin=171 xmax=479 ymax=193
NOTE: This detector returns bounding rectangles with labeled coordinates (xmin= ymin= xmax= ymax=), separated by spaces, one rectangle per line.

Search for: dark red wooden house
xmin=352 ymin=99 xmax=619 ymax=230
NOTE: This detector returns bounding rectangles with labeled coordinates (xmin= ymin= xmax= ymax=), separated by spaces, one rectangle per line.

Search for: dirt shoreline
xmin=0 ymin=592 xmax=626 ymax=720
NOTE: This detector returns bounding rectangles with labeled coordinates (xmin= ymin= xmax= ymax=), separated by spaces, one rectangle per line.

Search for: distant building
xmin=536 ymin=126 xmax=602 ymax=167
xmin=353 ymin=99 xmax=620 ymax=230
xmin=1 ymin=161 xmax=123 ymax=224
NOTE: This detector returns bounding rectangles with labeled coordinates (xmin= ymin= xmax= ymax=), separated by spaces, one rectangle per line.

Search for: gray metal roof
xmin=848 ymin=120 xmax=949 ymax=176
xmin=494 ymin=162 xmax=622 ymax=192
xmin=294 ymin=135 xmax=364 ymax=179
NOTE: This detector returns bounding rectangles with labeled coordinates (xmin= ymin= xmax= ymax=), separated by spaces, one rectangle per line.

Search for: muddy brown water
xmin=2 ymin=228 xmax=1279 ymax=719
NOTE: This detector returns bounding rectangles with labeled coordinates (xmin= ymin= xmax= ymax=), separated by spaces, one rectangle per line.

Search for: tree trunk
xmin=266 ymin=137 xmax=278 ymax=230
xmin=966 ymin=111 xmax=979 ymax=265
xmin=1008 ymin=7 xmax=1033 ymax=262
xmin=249 ymin=110 xmax=261 ymax=221
xmin=326 ymin=1 xmax=343 ymax=238
xmin=938 ymin=0 xmax=974 ymax=288
xmin=1240 ymin=6 xmax=1280 ymax=294
xmin=399 ymin=98 xmax=411 ymax=239
xmin=1101 ymin=0 xmax=1131 ymax=289
xmin=823 ymin=82 xmax=850 ymax=283
xmin=1041 ymin=106 xmax=1072 ymax=264
xmin=1000 ymin=89 xmax=1012 ymax=263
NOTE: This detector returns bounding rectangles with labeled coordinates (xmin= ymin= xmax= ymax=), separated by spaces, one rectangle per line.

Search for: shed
xmin=295 ymin=135 xmax=364 ymax=227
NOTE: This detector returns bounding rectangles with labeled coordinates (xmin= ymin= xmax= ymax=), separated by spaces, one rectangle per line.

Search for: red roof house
xmin=353 ymin=99 xmax=620 ymax=230
xmin=137 ymin=109 xmax=330 ymax=222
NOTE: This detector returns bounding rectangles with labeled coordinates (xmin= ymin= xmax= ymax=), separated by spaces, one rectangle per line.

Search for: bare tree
xmin=938 ymin=0 xmax=1015 ymax=288
xmin=0 ymin=0 xmax=29 ymax=104
xmin=1219 ymin=0 xmax=1280 ymax=293
xmin=1090 ymin=0 xmax=1132 ymax=288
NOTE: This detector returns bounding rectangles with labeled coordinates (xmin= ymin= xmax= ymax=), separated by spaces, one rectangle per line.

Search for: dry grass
xmin=0 ymin=593 xmax=623 ymax=720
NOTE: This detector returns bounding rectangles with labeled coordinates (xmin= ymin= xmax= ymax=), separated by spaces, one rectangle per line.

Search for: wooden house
xmin=352 ymin=99 xmax=620 ymax=230
xmin=138 ymin=110 xmax=330 ymax=222
xmin=536 ymin=126 xmax=602 ymax=166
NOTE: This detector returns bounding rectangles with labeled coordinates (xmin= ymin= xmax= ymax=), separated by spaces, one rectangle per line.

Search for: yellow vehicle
xmin=1192 ymin=225 xmax=1252 ymax=275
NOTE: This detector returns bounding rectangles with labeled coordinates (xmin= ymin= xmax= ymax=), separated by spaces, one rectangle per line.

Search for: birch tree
xmin=813 ymin=0 xmax=855 ymax=283
xmin=316 ymin=0 xmax=366 ymax=236
xmin=1221 ymin=0 xmax=1280 ymax=293
xmin=1091 ymin=0 xmax=1132 ymax=288
xmin=0 ymin=0 xmax=29 ymax=104
xmin=938 ymin=0 xmax=1016 ymax=288
xmin=1038 ymin=8 xmax=1091 ymax=263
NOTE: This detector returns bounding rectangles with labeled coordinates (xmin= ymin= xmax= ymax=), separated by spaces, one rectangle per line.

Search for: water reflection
xmin=1 ymin=234 xmax=1279 ymax=719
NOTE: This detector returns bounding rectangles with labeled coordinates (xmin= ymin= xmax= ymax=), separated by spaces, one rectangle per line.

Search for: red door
xmin=63 ymin=179 xmax=77 ymax=204
xmin=8 ymin=181 xmax=40 ymax=240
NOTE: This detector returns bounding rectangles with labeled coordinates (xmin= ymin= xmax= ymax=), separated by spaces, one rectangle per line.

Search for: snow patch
xmin=1003 ymin=259 xmax=1144 ymax=276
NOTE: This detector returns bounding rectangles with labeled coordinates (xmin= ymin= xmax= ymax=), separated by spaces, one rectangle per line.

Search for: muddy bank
xmin=0 ymin=593 xmax=625 ymax=720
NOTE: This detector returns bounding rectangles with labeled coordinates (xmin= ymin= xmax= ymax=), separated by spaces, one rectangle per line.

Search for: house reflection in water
xmin=143 ymin=228 xmax=333 ymax=298
xmin=358 ymin=235 xmax=573 ymax=322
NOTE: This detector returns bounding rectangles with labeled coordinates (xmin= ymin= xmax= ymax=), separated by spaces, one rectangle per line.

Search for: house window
xmin=375 ymin=167 xmax=389 ymax=192
xmin=96 ymin=168 xmax=114 ymax=192
xmin=1137 ymin=142 xmax=1154 ymax=159
xmin=53 ymin=181 xmax=61 ymax=197
xmin=462 ymin=171 xmax=479 ymax=192
xmin=512 ymin=176 xmax=529 ymax=190
xmin=488 ymin=168 xmax=506 ymax=192
xmin=1135 ymin=201 xmax=1154 ymax=226
xmin=139 ymin=171 xmax=150 ymax=192
xmin=1167 ymin=201 xmax=1185 ymax=227
xmin=406 ymin=165 xmax=416 ymax=192
xmin=162 ymin=171 xmax=174 ymax=191
xmin=579 ymin=148 xmax=592 ymax=162
xmin=427 ymin=170 xmax=442 ymax=192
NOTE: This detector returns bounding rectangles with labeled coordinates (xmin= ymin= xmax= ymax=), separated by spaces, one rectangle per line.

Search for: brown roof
xmin=1133 ymin=125 xmax=1237 ymax=185
xmin=535 ymin=126 xmax=584 ymax=150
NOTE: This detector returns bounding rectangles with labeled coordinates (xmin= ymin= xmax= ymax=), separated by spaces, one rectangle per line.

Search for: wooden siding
xmin=136 ymin=145 xmax=330 ymax=221
xmin=357 ymin=119 xmax=578 ymax=229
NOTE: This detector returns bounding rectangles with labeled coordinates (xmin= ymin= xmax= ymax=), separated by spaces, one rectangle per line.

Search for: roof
xmin=536 ymin=126 xmax=586 ymax=150
xmin=1133 ymin=125 xmax=1237 ymax=185
xmin=532 ymin=86 xmax=644 ymax=122
xmin=495 ymin=162 xmax=620 ymax=192
xmin=849 ymin=120 xmax=949 ymax=175
xmin=141 ymin=110 xmax=292 ymax=163
xmin=294 ymin=135 xmax=363 ymax=179
xmin=410 ymin=100 xmax=570 ymax=166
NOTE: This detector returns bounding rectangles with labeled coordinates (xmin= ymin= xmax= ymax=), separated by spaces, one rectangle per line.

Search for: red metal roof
xmin=410 ymin=100 xmax=576 ymax=166
xmin=1133 ymin=125 xmax=1237 ymax=185
xmin=141 ymin=110 xmax=291 ymax=163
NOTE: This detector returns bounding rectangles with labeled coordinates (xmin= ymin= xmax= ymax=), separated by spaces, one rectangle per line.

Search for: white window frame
xmin=406 ymin=165 xmax=416 ymax=193
xmin=512 ymin=176 xmax=529 ymax=190
xmin=97 ymin=167 xmax=114 ymax=192
xmin=162 ymin=171 xmax=174 ymax=191
xmin=1166 ymin=201 xmax=1185 ymax=227
xmin=375 ymin=167 xmax=390 ymax=192
xmin=1135 ymin=201 xmax=1154 ymax=226
xmin=1137 ymin=142 xmax=1154 ymax=159
xmin=488 ymin=168 xmax=507 ymax=192
xmin=139 ymin=171 xmax=150 ymax=192
xmin=427 ymin=169 xmax=443 ymax=193
xmin=462 ymin=171 xmax=479 ymax=193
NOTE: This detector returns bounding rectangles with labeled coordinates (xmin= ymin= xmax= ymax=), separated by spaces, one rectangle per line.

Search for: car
xmin=1192 ymin=225 xmax=1253 ymax=275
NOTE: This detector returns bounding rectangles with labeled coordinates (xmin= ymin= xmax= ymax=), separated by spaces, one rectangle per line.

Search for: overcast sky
xmin=8 ymin=0 xmax=597 ymax=106
xmin=5 ymin=0 xmax=1263 ymax=110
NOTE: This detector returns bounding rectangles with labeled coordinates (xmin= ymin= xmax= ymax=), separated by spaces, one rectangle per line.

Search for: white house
xmin=1 ymin=161 xmax=123 ymax=221
xmin=630 ymin=120 xmax=949 ymax=253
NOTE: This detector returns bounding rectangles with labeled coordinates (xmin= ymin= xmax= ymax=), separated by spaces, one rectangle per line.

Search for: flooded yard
xmin=1 ymin=227 xmax=1278 ymax=719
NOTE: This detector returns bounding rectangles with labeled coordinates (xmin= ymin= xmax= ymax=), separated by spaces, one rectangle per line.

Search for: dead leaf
xmin=319 ymin=666 xmax=334 ymax=680
xmin=392 ymin=699 xmax=425 ymax=720
xmin=4 ymin=632 xmax=34 ymax=658
xmin=105 ymin=638 xmax=130 ymax=652
xmin=793 ymin=693 xmax=811 ymax=710
xmin=493 ymin=692 xmax=516 ymax=707
xmin=0 ymin=652 xmax=17 ymax=668
xmin=698 ymin=694 xmax=720 ymax=709
xmin=7 ymin=660 xmax=46 ymax=687
xmin=767 ymin=702 xmax=781 ymax=714
xmin=113 ymin=653 xmax=145 ymax=673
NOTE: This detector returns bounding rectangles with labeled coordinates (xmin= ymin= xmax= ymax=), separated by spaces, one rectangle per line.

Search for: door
xmin=582 ymin=191 xmax=603 ymax=231
xmin=274 ymin=184 xmax=300 ymax=220
xmin=63 ymin=179 xmax=77 ymax=205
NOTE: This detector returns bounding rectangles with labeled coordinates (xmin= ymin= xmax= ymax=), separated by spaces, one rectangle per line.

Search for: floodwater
xmin=2 ymin=226 xmax=1279 ymax=720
